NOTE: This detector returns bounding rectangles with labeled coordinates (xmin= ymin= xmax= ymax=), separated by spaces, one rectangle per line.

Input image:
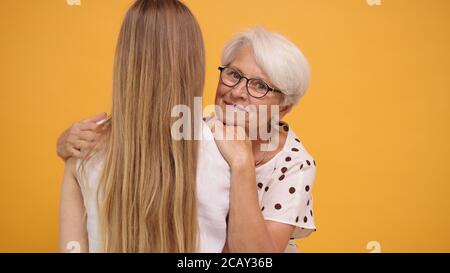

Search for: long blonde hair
xmin=97 ymin=0 xmax=205 ymax=252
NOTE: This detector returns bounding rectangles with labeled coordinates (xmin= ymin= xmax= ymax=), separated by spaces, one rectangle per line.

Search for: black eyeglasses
xmin=218 ymin=66 xmax=283 ymax=98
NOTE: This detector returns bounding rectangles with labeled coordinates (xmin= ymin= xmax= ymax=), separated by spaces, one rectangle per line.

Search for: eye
xmin=225 ymin=68 xmax=239 ymax=78
xmin=255 ymin=80 xmax=268 ymax=91
xmin=230 ymin=71 xmax=241 ymax=80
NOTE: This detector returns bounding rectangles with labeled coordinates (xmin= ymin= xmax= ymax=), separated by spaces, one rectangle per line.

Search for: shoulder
xmin=275 ymin=129 xmax=316 ymax=172
xmin=260 ymin=126 xmax=318 ymax=239
xmin=72 ymin=152 xmax=105 ymax=185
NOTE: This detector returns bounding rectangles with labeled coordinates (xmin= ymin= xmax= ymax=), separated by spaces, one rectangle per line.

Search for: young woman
xmin=59 ymin=0 xmax=231 ymax=253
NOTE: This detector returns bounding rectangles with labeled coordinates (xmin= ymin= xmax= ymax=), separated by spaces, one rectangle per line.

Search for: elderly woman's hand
xmin=56 ymin=112 xmax=108 ymax=161
xmin=206 ymin=117 xmax=254 ymax=169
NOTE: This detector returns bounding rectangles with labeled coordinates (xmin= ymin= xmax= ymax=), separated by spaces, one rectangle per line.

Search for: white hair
xmin=221 ymin=27 xmax=310 ymax=106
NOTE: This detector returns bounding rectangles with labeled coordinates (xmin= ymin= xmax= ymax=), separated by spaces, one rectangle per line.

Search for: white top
xmin=75 ymin=120 xmax=317 ymax=253
xmin=75 ymin=121 xmax=230 ymax=253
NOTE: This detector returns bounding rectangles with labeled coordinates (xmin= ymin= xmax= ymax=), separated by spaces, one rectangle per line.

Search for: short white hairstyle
xmin=221 ymin=27 xmax=310 ymax=106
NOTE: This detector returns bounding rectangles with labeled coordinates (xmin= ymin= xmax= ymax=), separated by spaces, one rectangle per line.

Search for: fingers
xmin=77 ymin=122 xmax=100 ymax=132
xmin=68 ymin=147 xmax=92 ymax=160
xmin=78 ymin=120 xmax=108 ymax=133
xmin=68 ymin=147 xmax=83 ymax=159
xmin=78 ymin=130 xmax=98 ymax=142
xmin=72 ymin=139 xmax=94 ymax=152
xmin=206 ymin=117 xmax=225 ymax=140
xmin=82 ymin=112 xmax=107 ymax=123
xmin=79 ymin=114 xmax=109 ymax=133
xmin=66 ymin=136 xmax=93 ymax=154
xmin=67 ymin=136 xmax=102 ymax=160
xmin=58 ymin=114 xmax=106 ymax=161
xmin=206 ymin=117 xmax=248 ymax=141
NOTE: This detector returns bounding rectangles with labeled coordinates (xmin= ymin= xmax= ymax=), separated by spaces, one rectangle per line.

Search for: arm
xmin=226 ymin=160 xmax=295 ymax=252
xmin=59 ymin=157 xmax=89 ymax=252
xmin=209 ymin=120 xmax=294 ymax=252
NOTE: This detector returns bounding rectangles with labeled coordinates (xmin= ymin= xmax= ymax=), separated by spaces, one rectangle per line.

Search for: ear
xmin=279 ymin=103 xmax=293 ymax=118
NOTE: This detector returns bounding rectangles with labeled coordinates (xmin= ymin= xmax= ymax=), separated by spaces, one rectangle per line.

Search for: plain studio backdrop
xmin=0 ymin=0 xmax=449 ymax=252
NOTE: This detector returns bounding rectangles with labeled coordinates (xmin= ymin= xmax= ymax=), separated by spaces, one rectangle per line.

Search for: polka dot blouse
xmin=256 ymin=121 xmax=317 ymax=241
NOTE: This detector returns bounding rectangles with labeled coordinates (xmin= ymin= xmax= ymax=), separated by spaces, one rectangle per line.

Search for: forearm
xmin=227 ymin=163 xmax=276 ymax=252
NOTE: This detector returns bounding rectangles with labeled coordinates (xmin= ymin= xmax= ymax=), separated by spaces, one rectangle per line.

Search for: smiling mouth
xmin=223 ymin=101 xmax=248 ymax=112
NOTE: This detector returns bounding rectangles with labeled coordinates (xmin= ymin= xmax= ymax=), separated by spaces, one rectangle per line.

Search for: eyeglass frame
xmin=218 ymin=66 xmax=283 ymax=99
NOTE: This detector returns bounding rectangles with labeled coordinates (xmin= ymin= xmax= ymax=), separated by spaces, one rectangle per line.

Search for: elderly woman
xmin=57 ymin=27 xmax=316 ymax=253
xmin=209 ymin=27 xmax=316 ymax=252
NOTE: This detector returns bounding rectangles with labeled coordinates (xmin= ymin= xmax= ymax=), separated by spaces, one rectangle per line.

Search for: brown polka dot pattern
xmin=254 ymin=127 xmax=316 ymax=235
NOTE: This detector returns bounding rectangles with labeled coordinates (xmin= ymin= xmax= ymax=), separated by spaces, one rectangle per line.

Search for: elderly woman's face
xmin=215 ymin=44 xmax=284 ymax=129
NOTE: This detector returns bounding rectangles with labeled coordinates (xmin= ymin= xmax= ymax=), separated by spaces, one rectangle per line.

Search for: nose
xmin=230 ymin=78 xmax=248 ymax=100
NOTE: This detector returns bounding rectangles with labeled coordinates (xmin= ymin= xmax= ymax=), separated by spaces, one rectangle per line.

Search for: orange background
xmin=0 ymin=0 xmax=449 ymax=252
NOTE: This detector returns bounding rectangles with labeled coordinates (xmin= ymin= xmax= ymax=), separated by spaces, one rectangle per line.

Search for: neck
xmin=251 ymin=128 xmax=286 ymax=166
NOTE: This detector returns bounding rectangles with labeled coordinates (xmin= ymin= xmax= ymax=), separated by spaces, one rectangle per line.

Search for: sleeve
xmin=261 ymin=155 xmax=317 ymax=239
